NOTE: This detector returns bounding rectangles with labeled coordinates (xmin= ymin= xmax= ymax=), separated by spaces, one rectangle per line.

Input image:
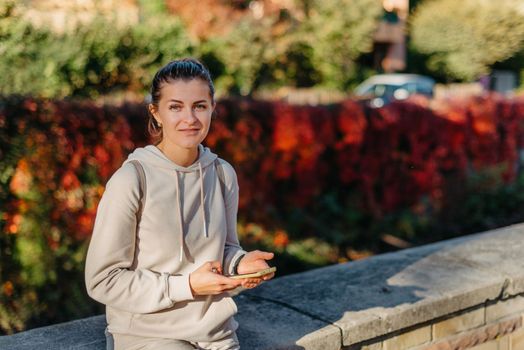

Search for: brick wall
xmin=349 ymin=295 xmax=524 ymax=350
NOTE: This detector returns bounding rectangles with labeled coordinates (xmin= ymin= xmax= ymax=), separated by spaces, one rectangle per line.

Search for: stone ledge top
xmin=1 ymin=223 xmax=524 ymax=349
xmin=242 ymin=223 xmax=524 ymax=348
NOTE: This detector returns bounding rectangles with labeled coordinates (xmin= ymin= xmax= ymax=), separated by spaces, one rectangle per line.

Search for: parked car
xmin=354 ymin=74 xmax=436 ymax=108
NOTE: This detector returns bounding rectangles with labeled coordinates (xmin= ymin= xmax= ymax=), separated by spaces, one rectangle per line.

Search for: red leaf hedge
xmin=3 ymin=95 xmax=524 ymax=237
xmin=2 ymin=94 xmax=524 ymax=334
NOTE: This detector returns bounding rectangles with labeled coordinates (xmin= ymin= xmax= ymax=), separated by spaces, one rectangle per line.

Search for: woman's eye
xmin=194 ymin=104 xmax=206 ymax=110
xmin=169 ymin=105 xmax=182 ymax=111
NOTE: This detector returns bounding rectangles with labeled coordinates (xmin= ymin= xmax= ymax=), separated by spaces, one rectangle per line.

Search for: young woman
xmin=85 ymin=58 xmax=274 ymax=350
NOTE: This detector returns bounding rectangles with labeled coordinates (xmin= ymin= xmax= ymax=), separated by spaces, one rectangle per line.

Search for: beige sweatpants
xmin=113 ymin=332 xmax=240 ymax=350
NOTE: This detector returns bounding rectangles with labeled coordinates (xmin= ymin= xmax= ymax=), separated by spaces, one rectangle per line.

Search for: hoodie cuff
xmin=226 ymin=249 xmax=248 ymax=276
xmin=168 ymin=274 xmax=195 ymax=302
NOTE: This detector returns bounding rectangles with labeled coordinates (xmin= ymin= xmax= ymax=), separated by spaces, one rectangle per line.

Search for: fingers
xmin=237 ymin=250 xmax=275 ymax=275
xmin=203 ymin=261 xmax=223 ymax=274
xmin=200 ymin=276 xmax=241 ymax=295
xmin=262 ymin=272 xmax=275 ymax=281
xmin=250 ymin=250 xmax=274 ymax=261
xmin=215 ymin=274 xmax=240 ymax=286
xmin=241 ymin=278 xmax=262 ymax=289
xmin=194 ymin=259 xmax=274 ymax=294
xmin=243 ymin=282 xmax=258 ymax=289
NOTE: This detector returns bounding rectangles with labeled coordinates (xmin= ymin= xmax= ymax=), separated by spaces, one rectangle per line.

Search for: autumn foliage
xmin=213 ymin=95 xmax=524 ymax=218
xmin=2 ymin=94 xmax=524 ymax=333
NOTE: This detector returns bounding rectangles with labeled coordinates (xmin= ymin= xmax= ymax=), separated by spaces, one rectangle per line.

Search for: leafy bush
xmin=211 ymin=17 xmax=277 ymax=96
xmin=0 ymin=0 xmax=385 ymax=98
xmin=0 ymin=4 xmax=192 ymax=98
xmin=301 ymin=0 xmax=383 ymax=89
xmin=410 ymin=0 xmax=524 ymax=81
xmin=201 ymin=0 xmax=383 ymax=95
xmin=0 ymin=98 xmax=149 ymax=333
xmin=0 ymin=3 xmax=62 ymax=97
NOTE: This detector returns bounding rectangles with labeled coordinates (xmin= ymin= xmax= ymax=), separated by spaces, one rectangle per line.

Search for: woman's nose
xmin=182 ymin=108 xmax=197 ymax=123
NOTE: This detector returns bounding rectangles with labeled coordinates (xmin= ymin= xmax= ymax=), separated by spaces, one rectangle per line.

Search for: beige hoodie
xmin=85 ymin=144 xmax=246 ymax=342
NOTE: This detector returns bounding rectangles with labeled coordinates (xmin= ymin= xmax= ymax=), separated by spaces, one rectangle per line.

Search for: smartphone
xmin=226 ymin=267 xmax=276 ymax=279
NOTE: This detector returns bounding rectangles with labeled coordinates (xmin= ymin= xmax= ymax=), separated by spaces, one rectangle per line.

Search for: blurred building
xmin=165 ymin=0 xmax=297 ymax=39
xmin=22 ymin=0 xmax=139 ymax=33
xmin=373 ymin=0 xmax=408 ymax=72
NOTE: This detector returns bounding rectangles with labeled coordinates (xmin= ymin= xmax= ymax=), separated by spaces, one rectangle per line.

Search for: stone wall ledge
xmin=1 ymin=223 xmax=524 ymax=349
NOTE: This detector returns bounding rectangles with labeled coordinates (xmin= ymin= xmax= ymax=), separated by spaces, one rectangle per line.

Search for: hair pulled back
xmin=147 ymin=58 xmax=215 ymax=141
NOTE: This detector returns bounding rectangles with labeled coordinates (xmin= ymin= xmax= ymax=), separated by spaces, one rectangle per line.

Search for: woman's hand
xmin=237 ymin=250 xmax=275 ymax=289
xmin=189 ymin=261 xmax=242 ymax=296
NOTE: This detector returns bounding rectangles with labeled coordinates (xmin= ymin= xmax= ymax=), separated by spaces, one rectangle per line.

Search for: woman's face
xmin=150 ymin=78 xmax=215 ymax=151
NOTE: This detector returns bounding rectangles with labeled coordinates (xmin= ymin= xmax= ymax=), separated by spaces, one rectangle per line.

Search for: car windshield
xmin=355 ymin=75 xmax=436 ymax=102
xmin=375 ymin=84 xmax=400 ymax=97
xmin=359 ymin=84 xmax=401 ymax=97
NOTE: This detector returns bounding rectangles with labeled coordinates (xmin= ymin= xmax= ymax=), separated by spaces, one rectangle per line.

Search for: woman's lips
xmin=178 ymin=129 xmax=200 ymax=135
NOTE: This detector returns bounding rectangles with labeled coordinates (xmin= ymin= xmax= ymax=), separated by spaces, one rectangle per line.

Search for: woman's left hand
xmin=237 ymin=250 xmax=275 ymax=289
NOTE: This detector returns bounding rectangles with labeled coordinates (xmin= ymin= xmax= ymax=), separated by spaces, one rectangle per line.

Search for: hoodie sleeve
xmin=218 ymin=160 xmax=248 ymax=275
xmin=85 ymin=162 xmax=189 ymax=314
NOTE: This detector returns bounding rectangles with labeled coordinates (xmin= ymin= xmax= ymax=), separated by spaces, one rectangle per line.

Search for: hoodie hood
xmin=123 ymin=144 xmax=219 ymax=262
xmin=124 ymin=144 xmax=218 ymax=172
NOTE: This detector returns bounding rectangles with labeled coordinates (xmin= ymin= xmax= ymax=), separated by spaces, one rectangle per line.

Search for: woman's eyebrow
xmin=167 ymin=99 xmax=208 ymax=104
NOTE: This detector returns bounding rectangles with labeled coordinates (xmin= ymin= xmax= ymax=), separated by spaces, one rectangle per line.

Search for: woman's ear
xmin=148 ymin=104 xmax=159 ymax=121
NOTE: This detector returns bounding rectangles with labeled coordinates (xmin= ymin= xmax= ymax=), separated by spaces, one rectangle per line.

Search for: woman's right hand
xmin=189 ymin=261 xmax=242 ymax=296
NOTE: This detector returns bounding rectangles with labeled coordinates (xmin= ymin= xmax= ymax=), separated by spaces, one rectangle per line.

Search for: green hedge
xmin=0 ymin=0 xmax=384 ymax=98
xmin=0 ymin=2 xmax=192 ymax=98
xmin=410 ymin=0 xmax=524 ymax=81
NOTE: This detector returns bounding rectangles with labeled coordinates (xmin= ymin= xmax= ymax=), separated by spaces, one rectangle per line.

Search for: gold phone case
xmin=227 ymin=267 xmax=276 ymax=279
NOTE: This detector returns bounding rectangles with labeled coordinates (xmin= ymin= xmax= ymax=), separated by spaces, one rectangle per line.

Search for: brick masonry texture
xmin=383 ymin=326 xmax=431 ymax=349
xmin=418 ymin=315 xmax=521 ymax=350
xmin=433 ymin=308 xmax=485 ymax=339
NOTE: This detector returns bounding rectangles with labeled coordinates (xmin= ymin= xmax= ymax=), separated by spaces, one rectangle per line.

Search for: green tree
xmin=0 ymin=1 xmax=192 ymax=98
xmin=128 ymin=15 xmax=194 ymax=92
xmin=300 ymin=0 xmax=383 ymax=89
xmin=410 ymin=0 xmax=524 ymax=81
xmin=213 ymin=0 xmax=382 ymax=95
xmin=137 ymin=0 xmax=168 ymax=18
xmin=211 ymin=16 xmax=278 ymax=96
xmin=0 ymin=2 xmax=65 ymax=97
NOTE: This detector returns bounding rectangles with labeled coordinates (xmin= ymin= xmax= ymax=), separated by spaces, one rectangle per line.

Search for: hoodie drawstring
xmin=174 ymin=170 xmax=185 ymax=262
xmin=199 ymin=162 xmax=209 ymax=238
xmin=174 ymin=163 xmax=209 ymax=262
